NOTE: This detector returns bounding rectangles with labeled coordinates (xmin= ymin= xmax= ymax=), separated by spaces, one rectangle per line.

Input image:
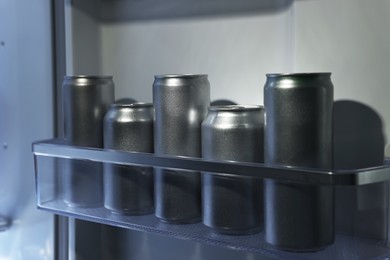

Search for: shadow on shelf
xmin=333 ymin=100 xmax=388 ymax=241
xmin=71 ymin=0 xmax=294 ymax=22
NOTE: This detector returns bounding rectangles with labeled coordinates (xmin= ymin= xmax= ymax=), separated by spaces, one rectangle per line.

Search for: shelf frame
xmin=32 ymin=138 xmax=390 ymax=259
xmin=33 ymin=138 xmax=390 ymax=186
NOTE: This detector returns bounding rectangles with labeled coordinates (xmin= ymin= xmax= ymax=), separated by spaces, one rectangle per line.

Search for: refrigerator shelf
xmin=33 ymin=139 xmax=390 ymax=259
xmin=37 ymin=201 xmax=390 ymax=260
xmin=33 ymin=138 xmax=390 ymax=186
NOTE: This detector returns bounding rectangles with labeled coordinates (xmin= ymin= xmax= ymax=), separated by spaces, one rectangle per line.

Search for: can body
xmin=153 ymin=74 xmax=210 ymax=223
xmin=202 ymin=105 xmax=264 ymax=234
xmin=103 ymin=103 xmax=154 ymax=215
xmin=264 ymin=73 xmax=334 ymax=251
xmin=62 ymin=75 xmax=115 ymax=207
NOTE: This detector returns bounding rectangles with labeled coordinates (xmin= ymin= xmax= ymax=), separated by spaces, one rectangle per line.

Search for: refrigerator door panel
xmin=0 ymin=0 xmax=54 ymax=259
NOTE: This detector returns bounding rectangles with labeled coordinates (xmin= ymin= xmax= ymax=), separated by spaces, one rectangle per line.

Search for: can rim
xmin=266 ymin=72 xmax=331 ymax=77
xmin=64 ymin=75 xmax=113 ymax=80
xmin=209 ymin=105 xmax=263 ymax=112
xmin=154 ymin=74 xmax=208 ymax=79
xmin=110 ymin=102 xmax=153 ymax=109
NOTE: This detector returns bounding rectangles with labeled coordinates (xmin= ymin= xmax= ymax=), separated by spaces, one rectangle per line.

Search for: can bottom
xmin=154 ymin=168 xmax=202 ymax=225
xmin=267 ymin=243 xmax=329 ymax=253
xmin=106 ymin=206 xmax=154 ymax=216
xmin=156 ymin=216 xmax=202 ymax=225
xmin=205 ymin=225 xmax=262 ymax=235
xmin=264 ymin=179 xmax=334 ymax=252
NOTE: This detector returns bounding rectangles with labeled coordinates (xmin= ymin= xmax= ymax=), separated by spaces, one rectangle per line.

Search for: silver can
xmin=153 ymin=74 xmax=210 ymax=223
xmin=264 ymin=73 xmax=334 ymax=251
xmin=103 ymin=102 xmax=154 ymax=215
xmin=62 ymin=75 xmax=115 ymax=207
xmin=202 ymin=105 xmax=264 ymax=234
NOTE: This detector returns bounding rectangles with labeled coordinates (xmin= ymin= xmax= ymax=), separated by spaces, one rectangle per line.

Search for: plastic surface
xmin=33 ymin=139 xmax=390 ymax=259
xmin=33 ymin=139 xmax=390 ymax=186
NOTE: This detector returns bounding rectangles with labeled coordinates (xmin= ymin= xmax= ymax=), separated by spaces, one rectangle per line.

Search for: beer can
xmin=153 ymin=74 xmax=210 ymax=223
xmin=202 ymin=105 xmax=264 ymax=234
xmin=263 ymin=73 xmax=334 ymax=251
xmin=103 ymin=102 xmax=154 ymax=215
xmin=62 ymin=75 xmax=115 ymax=207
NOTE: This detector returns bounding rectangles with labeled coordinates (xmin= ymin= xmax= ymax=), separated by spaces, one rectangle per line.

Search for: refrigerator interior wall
xmin=66 ymin=0 xmax=294 ymax=103
xmin=294 ymin=0 xmax=390 ymax=153
xmin=63 ymin=0 xmax=390 ymax=259
xmin=67 ymin=0 xmax=390 ymax=144
xmin=0 ymin=0 xmax=54 ymax=259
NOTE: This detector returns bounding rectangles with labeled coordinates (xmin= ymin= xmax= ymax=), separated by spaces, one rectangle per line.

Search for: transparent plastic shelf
xmin=37 ymin=201 xmax=390 ymax=260
xmin=33 ymin=139 xmax=390 ymax=186
xmin=33 ymin=139 xmax=390 ymax=259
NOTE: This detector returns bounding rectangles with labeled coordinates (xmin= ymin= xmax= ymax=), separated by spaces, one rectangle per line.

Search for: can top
xmin=208 ymin=105 xmax=263 ymax=112
xmin=109 ymin=102 xmax=153 ymax=109
xmin=266 ymin=72 xmax=331 ymax=78
xmin=64 ymin=75 xmax=113 ymax=80
xmin=154 ymin=74 xmax=208 ymax=79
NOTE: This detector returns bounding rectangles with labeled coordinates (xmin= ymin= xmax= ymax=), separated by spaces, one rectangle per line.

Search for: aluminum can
xmin=264 ymin=73 xmax=334 ymax=251
xmin=153 ymin=74 xmax=210 ymax=223
xmin=202 ymin=105 xmax=264 ymax=234
xmin=62 ymin=75 xmax=115 ymax=207
xmin=103 ymin=102 xmax=154 ymax=215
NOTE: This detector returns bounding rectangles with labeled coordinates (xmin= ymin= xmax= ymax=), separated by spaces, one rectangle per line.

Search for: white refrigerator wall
xmin=0 ymin=0 xmax=54 ymax=259
xmin=294 ymin=0 xmax=390 ymax=151
xmin=100 ymin=12 xmax=293 ymax=104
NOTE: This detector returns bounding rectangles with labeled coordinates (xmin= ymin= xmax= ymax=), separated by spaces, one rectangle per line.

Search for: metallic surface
xmin=153 ymin=74 xmax=210 ymax=223
xmin=103 ymin=103 xmax=154 ymax=215
xmin=263 ymin=73 xmax=334 ymax=251
xmin=202 ymin=105 xmax=264 ymax=234
xmin=62 ymin=75 xmax=115 ymax=207
xmin=52 ymin=1 xmax=70 ymax=259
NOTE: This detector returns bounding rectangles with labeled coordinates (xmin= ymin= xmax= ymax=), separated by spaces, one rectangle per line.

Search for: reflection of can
xmin=153 ymin=74 xmax=210 ymax=223
xmin=202 ymin=105 xmax=264 ymax=234
xmin=264 ymin=73 xmax=334 ymax=251
xmin=103 ymin=103 xmax=154 ymax=215
xmin=62 ymin=75 xmax=115 ymax=207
